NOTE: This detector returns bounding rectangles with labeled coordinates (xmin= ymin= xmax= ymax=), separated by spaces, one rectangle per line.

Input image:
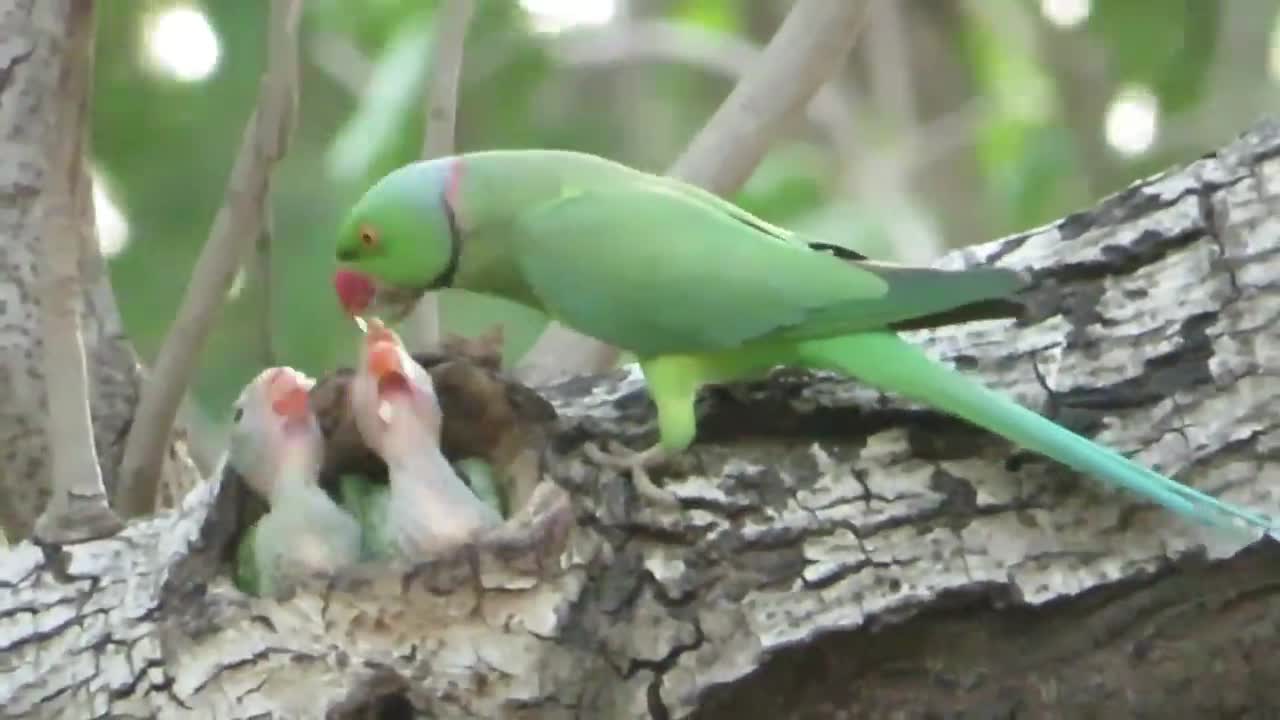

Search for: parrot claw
xmin=582 ymin=440 xmax=682 ymax=508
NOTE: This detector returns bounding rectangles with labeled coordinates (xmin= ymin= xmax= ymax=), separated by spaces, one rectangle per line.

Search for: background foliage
xmin=91 ymin=0 xmax=1280 ymax=457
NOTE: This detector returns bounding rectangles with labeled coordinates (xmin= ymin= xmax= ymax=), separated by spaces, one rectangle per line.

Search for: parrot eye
xmin=359 ymin=225 xmax=378 ymax=249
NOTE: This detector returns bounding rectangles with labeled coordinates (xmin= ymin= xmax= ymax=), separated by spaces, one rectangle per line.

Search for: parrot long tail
xmin=795 ymin=331 xmax=1276 ymax=536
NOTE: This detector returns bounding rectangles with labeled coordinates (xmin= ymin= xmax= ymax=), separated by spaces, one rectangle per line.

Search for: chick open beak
xmin=367 ymin=340 xmax=403 ymax=380
xmin=267 ymin=369 xmax=313 ymax=422
xmin=365 ymin=333 xmax=415 ymax=425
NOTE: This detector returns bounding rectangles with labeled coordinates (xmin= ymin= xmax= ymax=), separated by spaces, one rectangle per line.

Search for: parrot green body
xmin=333 ymin=149 xmax=1276 ymax=536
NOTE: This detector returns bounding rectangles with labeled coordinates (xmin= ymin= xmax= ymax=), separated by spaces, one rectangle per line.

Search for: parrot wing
xmin=511 ymin=185 xmax=1026 ymax=357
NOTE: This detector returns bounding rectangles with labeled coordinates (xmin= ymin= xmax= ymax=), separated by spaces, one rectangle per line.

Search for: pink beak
xmin=267 ymin=369 xmax=312 ymax=421
xmin=333 ymin=269 xmax=376 ymax=316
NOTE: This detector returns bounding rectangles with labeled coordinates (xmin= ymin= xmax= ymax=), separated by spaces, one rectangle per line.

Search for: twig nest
xmin=224 ymin=333 xmax=573 ymax=598
xmin=310 ymin=345 xmax=558 ymax=514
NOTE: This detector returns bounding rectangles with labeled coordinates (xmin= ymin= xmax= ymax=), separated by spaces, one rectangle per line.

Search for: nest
xmin=226 ymin=330 xmax=563 ymax=571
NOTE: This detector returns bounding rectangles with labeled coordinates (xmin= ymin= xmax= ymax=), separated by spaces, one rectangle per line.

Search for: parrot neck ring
xmin=425 ymin=188 xmax=462 ymax=291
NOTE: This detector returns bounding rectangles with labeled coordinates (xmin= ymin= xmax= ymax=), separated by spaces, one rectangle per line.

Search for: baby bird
xmin=348 ymin=320 xmax=503 ymax=559
xmin=229 ymin=367 xmax=362 ymax=598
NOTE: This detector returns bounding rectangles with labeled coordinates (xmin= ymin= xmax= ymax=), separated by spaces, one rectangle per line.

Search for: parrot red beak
xmin=334 ymin=269 xmax=376 ymax=316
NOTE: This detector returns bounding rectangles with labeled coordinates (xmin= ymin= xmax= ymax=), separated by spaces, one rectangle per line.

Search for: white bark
xmin=5 ymin=117 xmax=1280 ymax=718
xmin=30 ymin=0 xmax=123 ymax=543
xmin=0 ymin=0 xmax=190 ymax=542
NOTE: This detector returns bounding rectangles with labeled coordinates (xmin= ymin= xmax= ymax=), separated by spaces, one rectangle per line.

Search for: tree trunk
xmin=5 ymin=111 xmax=1280 ymax=716
xmin=0 ymin=0 xmax=196 ymax=541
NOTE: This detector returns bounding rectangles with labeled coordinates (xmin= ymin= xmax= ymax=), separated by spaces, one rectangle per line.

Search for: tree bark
xmin=6 ymin=113 xmax=1280 ymax=716
xmin=0 ymin=0 xmax=195 ymax=542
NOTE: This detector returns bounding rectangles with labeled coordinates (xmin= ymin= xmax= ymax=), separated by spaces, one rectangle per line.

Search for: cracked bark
xmin=7 ymin=117 xmax=1280 ymax=717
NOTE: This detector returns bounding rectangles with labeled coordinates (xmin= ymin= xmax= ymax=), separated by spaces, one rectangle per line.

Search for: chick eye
xmin=232 ymin=406 xmax=244 ymax=423
xmin=359 ymin=225 xmax=378 ymax=249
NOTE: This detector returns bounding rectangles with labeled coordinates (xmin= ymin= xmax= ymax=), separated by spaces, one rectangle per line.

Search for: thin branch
xmin=32 ymin=0 xmax=123 ymax=543
xmin=421 ymin=0 xmax=473 ymax=160
xmin=176 ymin=395 xmax=224 ymax=477
xmin=400 ymin=0 xmax=476 ymax=354
xmin=515 ymin=0 xmax=870 ymax=386
xmin=666 ymin=0 xmax=869 ymax=191
xmin=116 ymin=0 xmax=303 ymax=517
xmin=551 ymin=18 xmax=862 ymax=168
xmin=865 ymin=0 xmax=918 ymax=131
xmin=248 ymin=223 xmax=276 ymax=368
xmin=608 ymin=0 xmax=656 ymax=164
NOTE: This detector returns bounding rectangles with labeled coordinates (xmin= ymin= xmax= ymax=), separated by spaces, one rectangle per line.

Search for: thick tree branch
xmin=0 ymin=0 xmax=162 ymax=542
xmin=30 ymin=0 xmax=122 ymax=543
xmin=9 ymin=112 xmax=1279 ymax=720
xmin=116 ymin=0 xmax=302 ymax=518
xmin=515 ymin=0 xmax=870 ymax=386
xmin=400 ymin=0 xmax=476 ymax=353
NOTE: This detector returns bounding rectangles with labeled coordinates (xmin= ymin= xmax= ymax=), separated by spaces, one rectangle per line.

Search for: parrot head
xmin=333 ymin=158 xmax=463 ymax=320
xmin=228 ymin=366 xmax=323 ymax=498
xmin=349 ymin=318 xmax=445 ymax=460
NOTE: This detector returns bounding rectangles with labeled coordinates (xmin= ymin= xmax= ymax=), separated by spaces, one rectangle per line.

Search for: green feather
xmin=512 ymin=185 xmax=1023 ymax=356
xmin=455 ymin=457 xmax=506 ymax=518
xmin=234 ymin=521 xmax=261 ymax=597
xmin=792 ymin=332 xmax=1274 ymax=534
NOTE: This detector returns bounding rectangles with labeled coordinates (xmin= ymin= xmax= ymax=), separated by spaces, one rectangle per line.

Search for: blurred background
xmin=92 ymin=0 xmax=1280 ymax=466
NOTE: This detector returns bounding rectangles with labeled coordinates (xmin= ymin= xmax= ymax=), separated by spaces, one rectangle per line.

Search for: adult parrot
xmin=330 ymin=148 xmax=1275 ymax=536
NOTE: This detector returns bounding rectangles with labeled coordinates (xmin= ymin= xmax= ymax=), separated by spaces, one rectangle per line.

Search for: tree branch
xmin=6 ymin=118 xmax=1280 ymax=717
xmin=399 ymin=0 xmax=476 ymax=354
xmin=865 ymin=0 xmax=918 ymax=130
xmin=514 ymin=0 xmax=870 ymax=386
xmin=30 ymin=0 xmax=123 ymax=543
xmin=116 ymin=0 xmax=302 ymax=518
xmin=420 ymin=0 xmax=473 ymax=161
xmin=666 ymin=1 xmax=868 ymax=191
xmin=551 ymin=18 xmax=862 ymax=167
xmin=247 ymin=228 xmax=276 ymax=368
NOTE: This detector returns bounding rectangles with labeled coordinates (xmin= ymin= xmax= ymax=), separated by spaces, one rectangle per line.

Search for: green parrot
xmin=228 ymin=367 xmax=364 ymax=598
xmin=330 ymin=149 xmax=1275 ymax=536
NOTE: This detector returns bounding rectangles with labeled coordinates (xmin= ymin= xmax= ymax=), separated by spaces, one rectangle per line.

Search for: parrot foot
xmin=582 ymin=440 xmax=681 ymax=508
